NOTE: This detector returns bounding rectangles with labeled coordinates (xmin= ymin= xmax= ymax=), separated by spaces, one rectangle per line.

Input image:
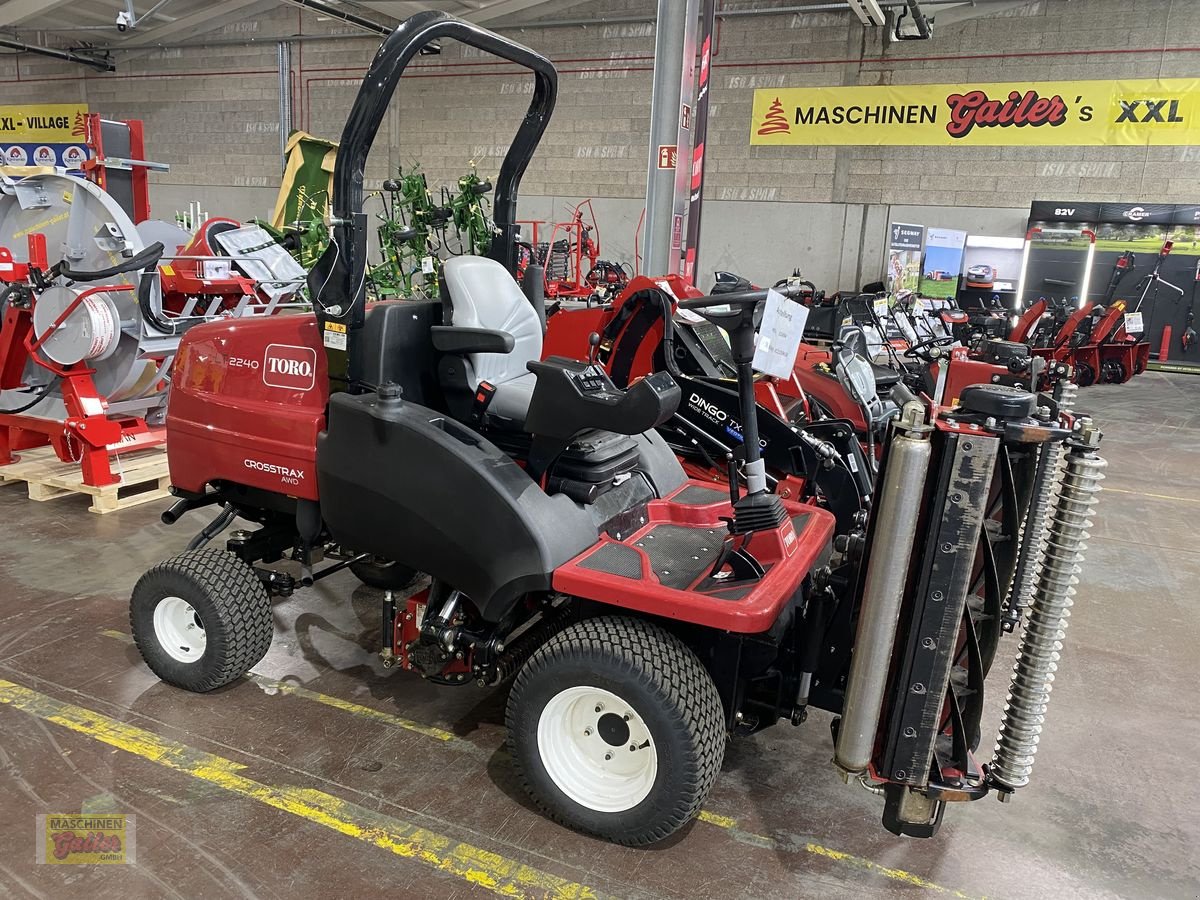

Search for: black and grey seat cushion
xmin=441 ymin=255 xmax=544 ymax=427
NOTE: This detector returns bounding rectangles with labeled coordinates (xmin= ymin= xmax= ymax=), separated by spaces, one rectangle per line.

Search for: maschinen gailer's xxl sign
xmin=750 ymin=79 xmax=1200 ymax=146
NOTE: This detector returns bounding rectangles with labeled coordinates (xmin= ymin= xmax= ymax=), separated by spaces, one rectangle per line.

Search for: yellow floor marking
xmin=0 ymin=679 xmax=608 ymax=900
xmin=697 ymin=810 xmax=981 ymax=899
xmin=99 ymin=628 xmax=456 ymax=742
xmin=1104 ymin=487 xmax=1200 ymax=504
xmin=98 ymin=630 xmax=973 ymax=895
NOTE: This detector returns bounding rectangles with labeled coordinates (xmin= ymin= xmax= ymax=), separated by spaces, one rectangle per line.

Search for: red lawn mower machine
xmin=129 ymin=12 xmax=1106 ymax=846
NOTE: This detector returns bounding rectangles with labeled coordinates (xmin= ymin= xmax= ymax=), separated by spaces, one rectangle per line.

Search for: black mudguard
xmin=317 ymin=392 xmax=598 ymax=620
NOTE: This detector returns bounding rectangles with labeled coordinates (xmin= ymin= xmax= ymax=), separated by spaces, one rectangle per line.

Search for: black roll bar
xmin=313 ymin=11 xmax=557 ymax=393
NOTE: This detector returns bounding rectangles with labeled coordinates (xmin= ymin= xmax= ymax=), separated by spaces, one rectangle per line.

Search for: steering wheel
xmin=903 ymin=334 xmax=955 ymax=361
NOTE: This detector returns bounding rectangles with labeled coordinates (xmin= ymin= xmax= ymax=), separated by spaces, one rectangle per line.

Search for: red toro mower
xmin=129 ymin=12 xmax=1105 ymax=847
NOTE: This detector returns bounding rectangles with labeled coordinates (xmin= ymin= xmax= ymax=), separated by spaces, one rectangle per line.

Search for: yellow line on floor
xmin=696 ymin=811 xmax=982 ymax=899
xmin=98 ymin=630 xmax=974 ymax=895
xmin=99 ymin=628 xmax=456 ymax=743
xmin=0 ymin=678 xmax=608 ymax=900
xmin=1104 ymin=487 xmax=1200 ymax=504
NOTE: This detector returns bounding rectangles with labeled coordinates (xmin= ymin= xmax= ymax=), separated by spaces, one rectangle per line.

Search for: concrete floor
xmin=1 ymin=371 xmax=1197 ymax=900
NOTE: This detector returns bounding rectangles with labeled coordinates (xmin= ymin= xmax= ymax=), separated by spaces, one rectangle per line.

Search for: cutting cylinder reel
xmin=831 ymin=383 xmax=1103 ymax=829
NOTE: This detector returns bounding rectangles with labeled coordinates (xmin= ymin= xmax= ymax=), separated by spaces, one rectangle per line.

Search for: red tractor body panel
xmin=167 ymin=313 xmax=327 ymax=500
xmin=553 ymin=484 xmax=834 ymax=632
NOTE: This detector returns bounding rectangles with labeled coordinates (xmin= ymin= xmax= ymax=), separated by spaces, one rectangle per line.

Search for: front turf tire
xmin=130 ymin=548 xmax=273 ymax=692
xmin=506 ymin=616 xmax=726 ymax=846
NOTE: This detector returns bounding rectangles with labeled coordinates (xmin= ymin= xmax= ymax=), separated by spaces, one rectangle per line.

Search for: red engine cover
xmin=168 ymin=313 xmax=328 ymax=500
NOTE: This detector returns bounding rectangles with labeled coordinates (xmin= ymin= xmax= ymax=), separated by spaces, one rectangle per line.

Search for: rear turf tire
xmin=506 ymin=616 xmax=726 ymax=846
xmin=349 ymin=556 xmax=419 ymax=591
xmin=130 ymin=548 xmax=273 ymax=692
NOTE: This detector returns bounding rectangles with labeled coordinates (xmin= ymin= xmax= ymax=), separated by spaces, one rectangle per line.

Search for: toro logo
xmin=944 ymin=89 xmax=1069 ymax=139
xmin=262 ymin=343 xmax=316 ymax=390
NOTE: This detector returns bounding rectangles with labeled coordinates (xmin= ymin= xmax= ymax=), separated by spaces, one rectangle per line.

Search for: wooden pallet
xmin=0 ymin=445 xmax=170 ymax=514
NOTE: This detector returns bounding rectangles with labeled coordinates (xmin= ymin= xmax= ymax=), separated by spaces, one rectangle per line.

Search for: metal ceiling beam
xmin=469 ymin=0 xmax=581 ymax=25
xmin=277 ymin=0 xmax=395 ymax=36
xmin=115 ymin=0 xmax=278 ymax=49
xmin=0 ymin=0 xmax=74 ymax=28
xmin=359 ymin=1 xmax=440 ymax=18
xmin=0 ymin=36 xmax=113 ymax=70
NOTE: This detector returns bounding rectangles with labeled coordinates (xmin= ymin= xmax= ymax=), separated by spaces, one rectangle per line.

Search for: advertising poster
xmin=750 ymin=78 xmax=1200 ymax=147
xmin=886 ymin=222 xmax=924 ymax=294
xmin=1026 ymin=201 xmax=1200 ymax=367
xmin=961 ymin=236 xmax=1025 ymax=294
xmin=918 ymin=228 xmax=967 ymax=299
xmin=0 ymin=102 xmax=89 ymax=171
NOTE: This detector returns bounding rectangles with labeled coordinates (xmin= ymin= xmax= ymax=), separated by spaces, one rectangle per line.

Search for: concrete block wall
xmin=4 ymin=0 xmax=1197 ymax=289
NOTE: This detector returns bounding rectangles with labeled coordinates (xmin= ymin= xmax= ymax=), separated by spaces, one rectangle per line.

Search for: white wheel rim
xmin=536 ymin=685 xmax=658 ymax=813
xmin=152 ymin=596 xmax=207 ymax=663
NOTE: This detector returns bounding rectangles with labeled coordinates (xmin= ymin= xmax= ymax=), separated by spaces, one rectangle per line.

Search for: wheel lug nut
xmin=595 ymin=704 xmax=603 ymax=713
xmin=604 ymin=752 xmax=612 ymax=761
xmin=584 ymin=727 xmax=592 ymax=736
xmin=629 ymin=744 xmax=636 ymax=752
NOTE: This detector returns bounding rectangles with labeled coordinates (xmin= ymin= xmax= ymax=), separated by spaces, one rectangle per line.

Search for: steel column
xmin=642 ymin=0 xmax=697 ymax=278
xmin=683 ymin=0 xmax=717 ymax=283
xmin=278 ymin=41 xmax=292 ymax=163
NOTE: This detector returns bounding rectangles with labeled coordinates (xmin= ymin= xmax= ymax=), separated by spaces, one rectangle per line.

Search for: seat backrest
xmin=442 ymin=256 xmax=542 ymax=387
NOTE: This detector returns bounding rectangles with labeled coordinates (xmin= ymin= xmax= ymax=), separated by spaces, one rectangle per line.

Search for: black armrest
xmin=430 ymin=326 xmax=515 ymax=355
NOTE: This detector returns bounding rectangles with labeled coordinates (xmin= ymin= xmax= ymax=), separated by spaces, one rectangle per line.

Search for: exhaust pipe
xmin=834 ymin=404 xmax=932 ymax=779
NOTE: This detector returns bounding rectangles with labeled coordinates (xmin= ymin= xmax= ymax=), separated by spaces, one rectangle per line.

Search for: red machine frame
xmin=80 ymin=114 xmax=153 ymax=225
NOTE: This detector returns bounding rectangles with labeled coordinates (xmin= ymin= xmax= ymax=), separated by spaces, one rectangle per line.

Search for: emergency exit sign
xmin=657 ymin=144 xmax=677 ymax=169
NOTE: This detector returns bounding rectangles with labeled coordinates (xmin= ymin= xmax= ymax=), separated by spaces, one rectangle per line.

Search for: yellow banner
xmin=750 ymin=79 xmax=1200 ymax=146
xmin=0 ymin=103 xmax=88 ymax=143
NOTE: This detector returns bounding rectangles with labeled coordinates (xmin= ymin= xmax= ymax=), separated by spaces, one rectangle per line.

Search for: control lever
xmin=677 ymin=285 xmax=806 ymax=534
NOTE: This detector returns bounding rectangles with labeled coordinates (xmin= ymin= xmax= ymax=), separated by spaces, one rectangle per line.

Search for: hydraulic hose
xmin=185 ymin=503 xmax=239 ymax=551
xmin=138 ymin=269 xmax=177 ymax=334
xmin=0 ymin=378 xmax=60 ymax=414
xmin=54 ymin=242 xmax=165 ymax=283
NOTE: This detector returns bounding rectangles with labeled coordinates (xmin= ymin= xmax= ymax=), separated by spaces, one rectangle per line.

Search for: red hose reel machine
xmin=0 ymin=172 xmax=303 ymax=488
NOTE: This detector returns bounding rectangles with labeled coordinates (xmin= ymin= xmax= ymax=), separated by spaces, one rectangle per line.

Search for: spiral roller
xmin=990 ymin=422 xmax=1104 ymax=796
xmin=1003 ymin=380 xmax=1078 ymax=631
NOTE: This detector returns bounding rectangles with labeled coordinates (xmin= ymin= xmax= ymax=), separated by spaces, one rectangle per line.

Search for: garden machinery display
xmin=255 ymin=188 xmax=330 ymax=272
xmin=0 ymin=171 xmax=305 ymax=487
xmin=128 ymin=12 xmax=1105 ymax=848
xmin=369 ymin=166 xmax=494 ymax=298
xmin=541 ymin=273 xmax=873 ymax=532
xmin=1010 ymin=295 xmax=1147 ymax=387
xmin=370 ymin=167 xmax=442 ymax=297
xmin=521 ymin=200 xmax=630 ymax=302
xmin=445 ymin=168 xmax=495 ymax=257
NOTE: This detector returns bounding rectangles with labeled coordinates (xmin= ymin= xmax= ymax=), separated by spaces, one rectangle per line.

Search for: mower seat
xmin=439 ymin=255 xmax=544 ymax=427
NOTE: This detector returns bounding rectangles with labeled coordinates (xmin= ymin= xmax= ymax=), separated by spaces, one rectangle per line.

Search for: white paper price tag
xmin=1123 ymin=311 xmax=1144 ymax=334
xmin=421 ymin=256 xmax=435 ymax=275
xmin=752 ymin=288 xmax=809 ymax=379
